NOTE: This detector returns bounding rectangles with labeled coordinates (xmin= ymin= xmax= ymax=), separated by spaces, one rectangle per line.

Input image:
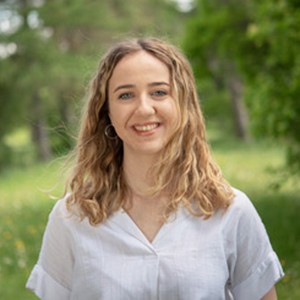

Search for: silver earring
xmin=104 ymin=124 xmax=118 ymax=140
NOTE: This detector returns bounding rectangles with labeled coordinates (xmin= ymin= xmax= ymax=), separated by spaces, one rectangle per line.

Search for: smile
xmin=133 ymin=123 xmax=159 ymax=132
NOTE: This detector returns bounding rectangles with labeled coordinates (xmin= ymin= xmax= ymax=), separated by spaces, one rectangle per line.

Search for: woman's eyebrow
xmin=113 ymin=82 xmax=169 ymax=93
xmin=148 ymin=82 xmax=170 ymax=87
xmin=113 ymin=84 xmax=135 ymax=93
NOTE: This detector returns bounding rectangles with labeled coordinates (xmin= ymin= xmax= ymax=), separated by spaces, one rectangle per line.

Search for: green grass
xmin=0 ymin=161 xmax=65 ymax=300
xmin=0 ymin=139 xmax=299 ymax=299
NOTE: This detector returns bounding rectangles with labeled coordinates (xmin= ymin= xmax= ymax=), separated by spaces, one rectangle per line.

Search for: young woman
xmin=27 ymin=38 xmax=284 ymax=299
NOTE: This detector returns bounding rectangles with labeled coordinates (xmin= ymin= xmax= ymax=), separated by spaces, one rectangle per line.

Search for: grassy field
xmin=0 ymin=160 xmax=65 ymax=300
xmin=0 ymin=138 xmax=299 ymax=299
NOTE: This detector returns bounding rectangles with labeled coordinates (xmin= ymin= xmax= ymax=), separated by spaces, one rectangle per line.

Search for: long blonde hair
xmin=65 ymin=38 xmax=233 ymax=225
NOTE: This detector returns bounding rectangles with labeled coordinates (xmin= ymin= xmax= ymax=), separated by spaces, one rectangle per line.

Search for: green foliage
xmin=183 ymin=0 xmax=252 ymax=136
xmin=184 ymin=0 xmax=300 ymax=175
xmin=0 ymin=57 xmax=22 ymax=136
xmin=0 ymin=0 xmax=186 ymax=168
xmin=244 ymin=0 xmax=300 ymax=174
xmin=0 ymin=162 xmax=63 ymax=299
xmin=0 ymin=142 xmax=13 ymax=169
xmin=38 ymin=0 xmax=181 ymax=38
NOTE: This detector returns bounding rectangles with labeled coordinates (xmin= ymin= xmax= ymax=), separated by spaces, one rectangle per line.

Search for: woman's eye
xmin=118 ymin=92 xmax=133 ymax=100
xmin=152 ymin=90 xmax=167 ymax=97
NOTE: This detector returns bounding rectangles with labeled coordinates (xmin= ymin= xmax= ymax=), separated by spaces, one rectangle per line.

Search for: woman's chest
xmin=69 ymin=215 xmax=230 ymax=300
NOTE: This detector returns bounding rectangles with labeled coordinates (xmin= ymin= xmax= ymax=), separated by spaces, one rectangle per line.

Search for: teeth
xmin=134 ymin=123 xmax=158 ymax=132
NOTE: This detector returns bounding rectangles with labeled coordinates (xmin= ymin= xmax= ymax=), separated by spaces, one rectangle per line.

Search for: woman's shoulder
xmin=228 ymin=188 xmax=257 ymax=214
xmin=50 ymin=194 xmax=69 ymax=215
xmin=220 ymin=187 xmax=262 ymax=229
xmin=48 ymin=194 xmax=79 ymax=224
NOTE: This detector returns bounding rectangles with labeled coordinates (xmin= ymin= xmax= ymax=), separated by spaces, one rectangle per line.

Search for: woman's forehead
xmin=108 ymin=51 xmax=170 ymax=89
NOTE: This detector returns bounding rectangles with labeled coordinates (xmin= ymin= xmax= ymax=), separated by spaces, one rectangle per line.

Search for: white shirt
xmin=26 ymin=189 xmax=284 ymax=299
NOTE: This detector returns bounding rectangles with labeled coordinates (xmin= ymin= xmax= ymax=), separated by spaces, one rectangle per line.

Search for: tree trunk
xmin=30 ymin=92 xmax=52 ymax=161
xmin=225 ymin=62 xmax=250 ymax=141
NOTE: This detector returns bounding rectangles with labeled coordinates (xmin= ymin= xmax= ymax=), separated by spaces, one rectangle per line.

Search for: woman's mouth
xmin=133 ymin=123 xmax=160 ymax=132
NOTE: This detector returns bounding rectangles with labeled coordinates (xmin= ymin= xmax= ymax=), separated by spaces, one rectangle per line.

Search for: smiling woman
xmin=26 ymin=38 xmax=284 ymax=300
xmin=108 ymin=50 xmax=178 ymax=157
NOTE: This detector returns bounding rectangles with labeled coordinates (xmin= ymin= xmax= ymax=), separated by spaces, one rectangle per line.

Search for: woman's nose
xmin=134 ymin=95 xmax=156 ymax=116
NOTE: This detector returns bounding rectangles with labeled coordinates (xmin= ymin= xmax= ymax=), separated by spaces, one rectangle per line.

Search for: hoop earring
xmin=104 ymin=124 xmax=118 ymax=140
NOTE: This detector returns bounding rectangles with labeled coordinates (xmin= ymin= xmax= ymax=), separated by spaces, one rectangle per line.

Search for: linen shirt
xmin=26 ymin=189 xmax=284 ymax=299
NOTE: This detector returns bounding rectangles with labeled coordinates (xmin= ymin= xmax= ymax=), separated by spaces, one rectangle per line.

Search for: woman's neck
xmin=122 ymin=151 xmax=157 ymax=197
xmin=121 ymin=150 xmax=171 ymax=240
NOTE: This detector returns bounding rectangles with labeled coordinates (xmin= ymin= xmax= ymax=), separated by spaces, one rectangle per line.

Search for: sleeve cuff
xmin=232 ymin=251 xmax=284 ymax=300
xmin=26 ymin=264 xmax=70 ymax=300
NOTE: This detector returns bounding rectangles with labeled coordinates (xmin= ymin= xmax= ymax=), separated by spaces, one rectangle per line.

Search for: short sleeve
xmin=26 ymin=264 xmax=70 ymax=299
xmin=224 ymin=190 xmax=284 ymax=300
xmin=26 ymin=198 xmax=73 ymax=299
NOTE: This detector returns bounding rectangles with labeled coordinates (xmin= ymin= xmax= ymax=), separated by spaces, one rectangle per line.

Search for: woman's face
xmin=108 ymin=50 xmax=179 ymax=158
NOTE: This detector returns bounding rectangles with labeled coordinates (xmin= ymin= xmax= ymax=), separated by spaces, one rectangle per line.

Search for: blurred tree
xmin=243 ymin=0 xmax=300 ymax=175
xmin=184 ymin=0 xmax=300 ymax=174
xmin=0 ymin=0 xmax=58 ymax=161
xmin=183 ymin=0 xmax=252 ymax=141
xmin=0 ymin=57 xmax=19 ymax=167
xmin=0 ymin=0 xmax=186 ymax=167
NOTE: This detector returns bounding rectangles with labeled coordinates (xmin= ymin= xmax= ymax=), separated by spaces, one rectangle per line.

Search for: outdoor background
xmin=0 ymin=0 xmax=299 ymax=299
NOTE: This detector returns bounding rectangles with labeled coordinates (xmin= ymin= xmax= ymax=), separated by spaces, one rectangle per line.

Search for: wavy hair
xmin=65 ymin=38 xmax=234 ymax=225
